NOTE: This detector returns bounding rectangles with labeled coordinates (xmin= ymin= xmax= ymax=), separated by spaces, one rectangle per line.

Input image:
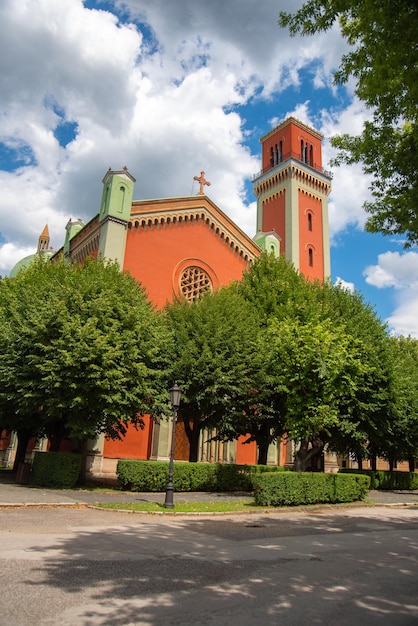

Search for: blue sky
xmin=0 ymin=0 xmax=417 ymax=336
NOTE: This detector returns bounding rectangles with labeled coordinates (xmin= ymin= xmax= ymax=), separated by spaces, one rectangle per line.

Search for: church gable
xmin=125 ymin=196 xmax=260 ymax=308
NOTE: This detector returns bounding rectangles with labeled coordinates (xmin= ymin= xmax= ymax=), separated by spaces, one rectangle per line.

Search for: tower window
xmin=307 ymin=212 xmax=313 ymax=231
xmin=117 ymin=185 xmax=125 ymax=213
xmin=308 ymin=248 xmax=314 ymax=267
xmin=300 ymin=141 xmax=311 ymax=165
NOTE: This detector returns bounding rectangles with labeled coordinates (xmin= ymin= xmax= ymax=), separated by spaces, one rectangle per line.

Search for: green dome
xmin=9 ymin=254 xmax=37 ymax=278
xmin=9 ymin=250 xmax=54 ymax=278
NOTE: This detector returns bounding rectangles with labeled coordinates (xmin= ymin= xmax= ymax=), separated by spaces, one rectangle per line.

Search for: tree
xmin=310 ymin=279 xmax=394 ymax=467
xmin=279 ymin=1 xmax=418 ymax=246
xmin=238 ymin=253 xmax=314 ymax=325
xmin=238 ymin=254 xmax=393 ymax=469
xmin=263 ymin=317 xmax=365 ymax=471
xmin=381 ymin=336 xmax=418 ymax=470
xmin=164 ymin=285 xmax=262 ymax=462
xmin=0 ymin=257 xmax=169 ymax=472
xmin=233 ymin=254 xmax=317 ymax=463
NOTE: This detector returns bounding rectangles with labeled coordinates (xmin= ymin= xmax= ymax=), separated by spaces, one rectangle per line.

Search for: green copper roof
xmin=9 ymin=251 xmax=54 ymax=278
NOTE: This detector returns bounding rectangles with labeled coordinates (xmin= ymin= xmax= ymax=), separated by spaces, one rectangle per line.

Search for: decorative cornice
xmin=102 ymin=166 xmax=136 ymax=185
xmin=100 ymin=214 xmax=129 ymax=227
xmin=254 ymin=163 xmax=331 ymax=198
xmin=129 ymin=196 xmax=261 ymax=262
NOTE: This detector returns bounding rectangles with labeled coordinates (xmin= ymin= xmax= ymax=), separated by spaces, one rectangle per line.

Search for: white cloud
xmin=387 ymin=293 xmax=418 ymax=339
xmin=364 ymin=252 xmax=418 ymax=289
xmin=363 ymin=251 xmax=418 ymax=337
xmin=0 ymin=242 xmax=35 ymax=278
xmin=335 ymin=277 xmax=355 ymax=293
xmin=320 ymin=99 xmax=374 ymax=237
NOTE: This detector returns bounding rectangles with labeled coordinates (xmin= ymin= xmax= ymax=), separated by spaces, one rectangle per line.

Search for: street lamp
xmin=163 ymin=382 xmax=182 ymax=508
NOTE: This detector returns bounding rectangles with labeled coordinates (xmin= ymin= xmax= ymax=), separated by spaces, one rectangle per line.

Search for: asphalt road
xmin=0 ymin=503 xmax=417 ymax=625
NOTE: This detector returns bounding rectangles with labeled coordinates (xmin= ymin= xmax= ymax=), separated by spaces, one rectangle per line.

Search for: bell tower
xmin=253 ymin=118 xmax=332 ymax=280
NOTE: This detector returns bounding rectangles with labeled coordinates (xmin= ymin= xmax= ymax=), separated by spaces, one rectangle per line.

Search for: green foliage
xmin=279 ymin=1 xmax=418 ymax=246
xmin=228 ymin=255 xmax=318 ymax=462
xmin=238 ymin=255 xmax=392 ymax=468
xmin=164 ymin=284 xmax=261 ymax=461
xmin=238 ymin=253 xmax=313 ymax=324
xmin=31 ymin=452 xmax=82 ymax=488
xmin=197 ymin=254 xmax=394 ymax=468
xmin=253 ymin=472 xmax=370 ymax=506
xmin=0 ymin=257 xmax=170 ymax=445
xmin=339 ymin=468 xmax=418 ymax=491
xmin=317 ymin=282 xmax=393 ymax=463
xmin=381 ymin=336 xmax=418 ymax=463
xmin=116 ymin=460 xmax=289 ymax=492
xmin=263 ymin=317 xmax=364 ymax=441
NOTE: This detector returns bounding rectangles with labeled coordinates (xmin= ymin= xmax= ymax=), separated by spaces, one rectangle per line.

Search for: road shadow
xmin=3 ymin=507 xmax=417 ymax=625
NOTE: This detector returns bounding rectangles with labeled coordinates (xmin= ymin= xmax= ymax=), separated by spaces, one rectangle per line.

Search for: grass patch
xmin=93 ymin=500 xmax=261 ymax=513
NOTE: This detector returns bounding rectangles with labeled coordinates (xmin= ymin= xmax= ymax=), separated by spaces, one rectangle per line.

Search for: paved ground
xmin=0 ymin=473 xmax=417 ymax=625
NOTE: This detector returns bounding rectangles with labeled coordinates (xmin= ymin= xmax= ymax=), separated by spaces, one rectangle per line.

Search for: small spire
xmin=37 ymin=224 xmax=50 ymax=252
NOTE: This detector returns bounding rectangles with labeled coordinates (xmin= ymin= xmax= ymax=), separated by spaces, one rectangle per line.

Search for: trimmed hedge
xmin=339 ymin=468 xmax=418 ymax=490
xmin=31 ymin=451 xmax=82 ymax=488
xmin=116 ymin=459 xmax=290 ymax=492
xmin=252 ymin=472 xmax=370 ymax=507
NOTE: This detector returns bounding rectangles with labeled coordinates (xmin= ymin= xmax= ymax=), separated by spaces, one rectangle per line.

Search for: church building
xmin=3 ymin=117 xmax=335 ymax=477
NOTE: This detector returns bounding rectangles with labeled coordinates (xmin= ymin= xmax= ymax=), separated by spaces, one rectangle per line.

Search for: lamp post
xmin=163 ymin=382 xmax=182 ymax=508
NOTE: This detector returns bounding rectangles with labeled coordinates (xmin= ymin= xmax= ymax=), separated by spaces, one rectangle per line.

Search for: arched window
xmin=307 ymin=212 xmax=313 ymax=231
xmin=117 ymin=185 xmax=125 ymax=214
xmin=300 ymin=142 xmax=308 ymax=164
xmin=308 ymin=248 xmax=314 ymax=267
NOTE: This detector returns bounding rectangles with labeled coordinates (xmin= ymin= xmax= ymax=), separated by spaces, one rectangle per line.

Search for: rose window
xmin=180 ymin=266 xmax=212 ymax=302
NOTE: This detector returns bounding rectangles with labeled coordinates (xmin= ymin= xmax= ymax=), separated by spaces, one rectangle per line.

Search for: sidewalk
xmin=1 ymin=472 xmax=417 ymax=508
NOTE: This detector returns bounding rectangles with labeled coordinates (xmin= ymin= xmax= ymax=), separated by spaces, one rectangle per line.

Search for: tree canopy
xmin=0 ymin=257 xmax=169 ymax=467
xmin=1 ymin=252 xmax=414 ymax=473
xmin=279 ymin=1 xmax=418 ymax=246
xmin=237 ymin=254 xmax=394 ymax=469
xmin=381 ymin=336 xmax=418 ymax=469
xmin=263 ymin=316 xmax=366 ymax=470
xmin=164 ymin=284 xmax=261 ymax=462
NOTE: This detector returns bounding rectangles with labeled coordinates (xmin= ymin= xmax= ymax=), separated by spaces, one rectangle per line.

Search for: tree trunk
xmin=371 ymin=455 xmax=377 ymax=471
xmin=12 ymin=428 xmax=33 ymax=472
xmin=389 ymin=458 xmax=395 ymax=472
xmin=256 ymin=421 xmax=272 ymax=465
xmin=257 ymin=440 xmax=269 ymax=465
xmin=408 ymin=457 xmax=415 ymax=473
xmin=294 ymin=437 xmax=324 ymax=472
xmin=188 ymin=427 xmax=200 ymax=462
xmin=183 ymin=416 xmax=200 ymax=462
xmin=357 ymin=455 xmax=363 ymax=470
